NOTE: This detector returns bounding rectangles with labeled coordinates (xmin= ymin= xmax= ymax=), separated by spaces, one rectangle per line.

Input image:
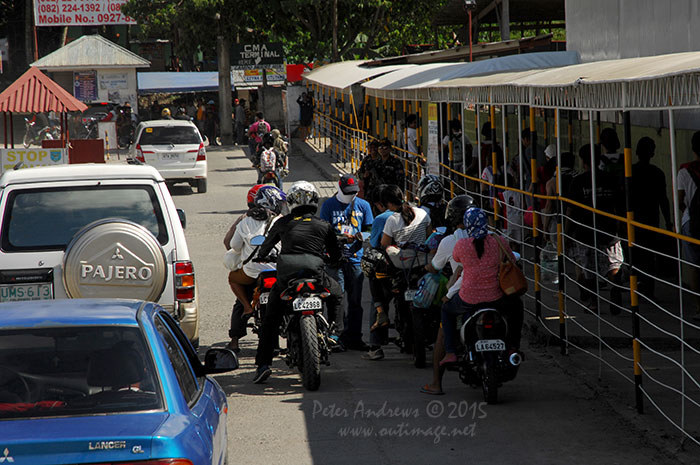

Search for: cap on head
xmin=339 ymin=173 xmax=360 ymax=195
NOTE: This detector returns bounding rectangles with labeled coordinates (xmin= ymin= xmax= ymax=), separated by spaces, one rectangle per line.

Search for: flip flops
xmin=419 ymin=384 xmax=445 ymax=395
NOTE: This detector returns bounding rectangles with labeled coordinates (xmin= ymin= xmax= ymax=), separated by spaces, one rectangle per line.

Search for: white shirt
xmin=383 ymin=206 xmax=430 ymax=245
xmin=407 ymin=127 xmax=418 ymax=154
xmin=230 ymin=215 xmax=279 ymax=278
xmin=678 ymin=167 xmax=698 ymax=226
xmin=431 ymin=229 xmax=468 ymax=299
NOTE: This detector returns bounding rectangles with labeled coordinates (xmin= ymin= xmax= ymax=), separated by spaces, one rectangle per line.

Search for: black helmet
xmin=262 ymin=132 xmax=275 ymax=146
xmin=445 ymin=194 xmax=475 ymax=227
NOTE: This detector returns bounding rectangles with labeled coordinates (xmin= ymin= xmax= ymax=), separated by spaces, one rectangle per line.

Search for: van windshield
xmin=138 ymin=126 xmax=201 ymax=145
xmin=1 ymin=185 xmax=168 ymax=251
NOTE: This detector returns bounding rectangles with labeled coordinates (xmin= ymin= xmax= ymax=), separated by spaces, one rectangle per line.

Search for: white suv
xmin=132 ymin=120 xmax=208 ymax=193
xmin=0 ymin=164 xmax=199 ymax=344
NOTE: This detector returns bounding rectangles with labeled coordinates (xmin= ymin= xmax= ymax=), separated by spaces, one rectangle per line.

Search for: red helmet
xmin=247 ymin=184 xmax=265 ymax=206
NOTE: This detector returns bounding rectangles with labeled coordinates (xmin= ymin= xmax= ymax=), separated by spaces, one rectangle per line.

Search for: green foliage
xmin=122 ymin=0 xmax=456 ymax=66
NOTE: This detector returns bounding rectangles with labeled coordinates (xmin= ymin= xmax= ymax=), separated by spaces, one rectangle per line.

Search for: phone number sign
xmin=34 ymin=0 xmax=136 ymax=26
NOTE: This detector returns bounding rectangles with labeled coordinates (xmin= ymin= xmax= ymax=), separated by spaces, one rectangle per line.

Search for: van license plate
xmin=293 ymin=297 xmax=322 ymax=311
xmin=475 ymin=339 xmax=506 ymax=352
xmin=162 ymin=153 xmax=181 ymax=160
xmin=0 ymin=283 xmax=53 ymax=302
xmin=404 ymin=290 xmax=417 ymax=301
xmin=259 ymin=293 xmax=269 ymax=305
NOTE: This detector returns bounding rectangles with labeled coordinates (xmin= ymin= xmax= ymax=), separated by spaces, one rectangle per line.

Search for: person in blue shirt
xmin=319 ymin=174 xmax=374 ymax=350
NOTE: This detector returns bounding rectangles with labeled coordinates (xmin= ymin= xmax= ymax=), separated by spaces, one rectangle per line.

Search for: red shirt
xmin=453 ymin=235 xmax=513 ymax=305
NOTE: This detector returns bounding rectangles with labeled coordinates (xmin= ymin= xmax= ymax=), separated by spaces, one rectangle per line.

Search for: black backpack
xmin=687 ymin=168 xmax=700 ymax=238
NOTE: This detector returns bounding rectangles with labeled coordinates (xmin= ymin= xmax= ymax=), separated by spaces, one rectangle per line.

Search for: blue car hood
xmin=0 ymin=412 xmax=169 ymax=464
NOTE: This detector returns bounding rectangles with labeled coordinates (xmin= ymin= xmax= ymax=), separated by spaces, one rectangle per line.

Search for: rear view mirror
xmin=512 ymin=252 xmax=521 ymax=261
xmin=177 ymin=209 xmax=187 ymax=229
xmin=435 ymin=226 xmax=447 ymax=235
xmin=361 ymin=232 xmax=371 ymax=241
xmin=204 ymin=348 xmax=239 ymax=373
xmin=250 ymin=235 xmax=266 ymax=246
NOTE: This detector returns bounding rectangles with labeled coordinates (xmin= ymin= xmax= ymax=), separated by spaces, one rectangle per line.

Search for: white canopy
xmin=303 ymin=60 xmax=413 ymax=95
xmin=362 ymin=51 xmax=580 ymax=101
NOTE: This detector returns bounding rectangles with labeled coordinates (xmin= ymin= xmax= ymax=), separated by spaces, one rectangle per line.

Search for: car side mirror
xmin=177 ymin=209 xmax=187 ymax=229
xmin=204 ymin=348 xmax=239 ymax=373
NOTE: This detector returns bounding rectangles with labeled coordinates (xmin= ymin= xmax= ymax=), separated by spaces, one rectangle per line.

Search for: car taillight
xmin=263 ymin=277 xmax=277 ymax=288
xmin=175 ymin=261 xmax=195 ymax=302
xmin=135 ymin=144 xmax=145 ymax=162
xmin=196 ymin=143 xmax=206 ymax=161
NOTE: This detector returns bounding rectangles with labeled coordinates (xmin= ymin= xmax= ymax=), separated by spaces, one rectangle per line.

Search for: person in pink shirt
xmin=439 ymin=207 xmax=519 ymax=365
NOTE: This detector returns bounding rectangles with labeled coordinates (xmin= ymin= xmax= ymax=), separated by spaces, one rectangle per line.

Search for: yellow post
xmin=448 ymin=104 xmax=455 ymax=198
xmin=490 ymin=105 xmax=499 ymax=224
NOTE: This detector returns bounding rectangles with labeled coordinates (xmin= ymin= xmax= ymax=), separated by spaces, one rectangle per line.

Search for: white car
xmin=0 ymin=164 xmax=200 ymax=345
xmin=132 ymin=120 xmax=208 ymax=193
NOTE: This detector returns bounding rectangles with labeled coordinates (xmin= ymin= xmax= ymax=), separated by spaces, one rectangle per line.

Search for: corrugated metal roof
xmin=0 ymin=67 xmax=88 ymax=113
xmin=31 ymin=35 xmax=150 ymax=70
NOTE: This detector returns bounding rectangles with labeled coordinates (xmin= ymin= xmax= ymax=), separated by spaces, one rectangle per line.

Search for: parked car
xmin=0 ymin=164 xmax=200 ymax=344
xmin=0 ymin=298 xmax=237 ymax=465
xmin=131 ymin=120 xmax=208 ymax=193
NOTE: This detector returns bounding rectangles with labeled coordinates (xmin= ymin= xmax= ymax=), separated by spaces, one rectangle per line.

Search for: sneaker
xmin=362 ymin=348 xmax=385 ymax=360
xmin=252 ymin=365 xmax=271 ymax=384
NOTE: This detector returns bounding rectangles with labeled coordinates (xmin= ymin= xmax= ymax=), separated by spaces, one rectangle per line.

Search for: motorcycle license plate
xmin=293 ymin=296 xmax=322 ymax=311
xmin=475 ymin=339 xmax=506 ymax=352
xmin=259 ymin=293 xmax=269 ymax=305
xmin=404 ymin=289 xmax=417 ymax=301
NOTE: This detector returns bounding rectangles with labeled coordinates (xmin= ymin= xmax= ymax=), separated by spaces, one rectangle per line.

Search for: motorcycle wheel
xmin=300 ymin=315 xmax=321 ymax=391
xmin=411 ymin=308 xmax=426 ymax=368
xmin=482 ymin=357 xmax=498 ymax=404
xmin=23 ymin=133 xmax=32 ymax=148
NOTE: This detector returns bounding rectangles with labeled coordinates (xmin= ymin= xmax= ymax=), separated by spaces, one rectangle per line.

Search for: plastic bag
xmin=412 ymin=272 xmax=442 ymax=309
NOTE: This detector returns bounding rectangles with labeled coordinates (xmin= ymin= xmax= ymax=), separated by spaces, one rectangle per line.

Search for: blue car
xmin=0 ymin=299 xmax=238 ymax=465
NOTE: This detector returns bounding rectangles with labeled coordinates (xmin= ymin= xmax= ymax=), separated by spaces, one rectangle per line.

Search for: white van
xmin=0 ymin=164 xmax=199 ymax=344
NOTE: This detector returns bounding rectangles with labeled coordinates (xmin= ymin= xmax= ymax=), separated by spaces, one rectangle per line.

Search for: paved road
xmin=170 ymin=146 xmax=675 ymax=465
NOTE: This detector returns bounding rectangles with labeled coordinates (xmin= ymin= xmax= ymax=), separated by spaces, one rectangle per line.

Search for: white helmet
xmin=286 ymin=181 xmax=319 ymax=208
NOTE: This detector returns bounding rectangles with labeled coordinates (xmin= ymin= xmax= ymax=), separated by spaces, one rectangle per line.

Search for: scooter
xmin=23 ymin=118 xmax=58 ymax=148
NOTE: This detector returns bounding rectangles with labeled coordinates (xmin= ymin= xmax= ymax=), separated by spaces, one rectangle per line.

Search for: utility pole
xmin=332 ymin=0 xmax=338 ymax=61
xmin=216 ymin=13 xmax=233 ymax=146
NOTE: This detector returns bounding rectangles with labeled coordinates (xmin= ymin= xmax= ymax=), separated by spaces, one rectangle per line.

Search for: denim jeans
xmin=327 ymin=261 xmax=365 ymax=344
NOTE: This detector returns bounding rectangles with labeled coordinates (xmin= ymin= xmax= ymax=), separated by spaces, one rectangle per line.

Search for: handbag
xmin=412 ymin=272 xmax=442 ymax=309
xmin=495 ymin=237 xmax=527 ymax=296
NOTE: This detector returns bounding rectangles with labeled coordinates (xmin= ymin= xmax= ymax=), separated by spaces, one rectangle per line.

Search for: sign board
xmin=34 ymin=0 xmax=136 ymax=26
xmin=243 ymin=68 xmax=285 ymax=84
xmin=99 ymin=72 xmax=128 ymax=90
xmin=231 ymin=43 xmax=284 ymax=69
xmin=74 ymin=71 xmax=97 ymax=102
xmin=1 ymin=148 xmax=67 ymax=173
xmin=427 ymin=103 xmax=439 ymax=175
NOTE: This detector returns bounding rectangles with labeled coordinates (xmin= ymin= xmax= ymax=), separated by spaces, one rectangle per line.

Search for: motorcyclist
xmin=161 ymin=108 xmax=173 ymax=120
xmin=421 ymin=194 xmax=474 ymax=395
xmin=417 ymin=174 xmax=447 ymax=230
xmin=228 ymin=186 xmax=285 ymax=320
xmin=223 ymin=184 xmax=266 ymax=352
xmin=257 ymin=133 xmax=282 ymax=188
xmin=253 ymin=181 xmax=344 ymax=384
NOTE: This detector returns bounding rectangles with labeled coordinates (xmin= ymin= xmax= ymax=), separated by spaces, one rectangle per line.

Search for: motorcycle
xmin=23 ymin=118 xmax=59 ymax=148
xmin=251 ymin=236 xmax=333 ymax=391
xmin=449 ymin=303 xmax=524 ymax=404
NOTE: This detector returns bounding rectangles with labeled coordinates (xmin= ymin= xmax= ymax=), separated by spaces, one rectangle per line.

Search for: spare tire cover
xmin=63 ymin=219 xmax=167 ymax=302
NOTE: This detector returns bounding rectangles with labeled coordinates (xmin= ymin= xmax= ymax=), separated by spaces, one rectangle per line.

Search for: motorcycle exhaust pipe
xmin=509 ymin=352 xmax=523 ymax=367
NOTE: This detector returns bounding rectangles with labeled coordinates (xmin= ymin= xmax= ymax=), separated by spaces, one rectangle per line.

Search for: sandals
xmin=370 ymin=311 xmax=390 ymax=332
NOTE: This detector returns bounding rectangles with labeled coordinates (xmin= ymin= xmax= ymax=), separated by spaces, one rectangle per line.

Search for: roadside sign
xmin=34 ymin=0 xmax=136 ymax=26
xmin=74 ymin=71 xmax=98 ymax=102
xmin=427 ymin=103 xmax=439 ymax=175
xmin=1 ymin=148 xmax=68 ymax=173
xmin=231 ymin=43 xmax=284 ymax=69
